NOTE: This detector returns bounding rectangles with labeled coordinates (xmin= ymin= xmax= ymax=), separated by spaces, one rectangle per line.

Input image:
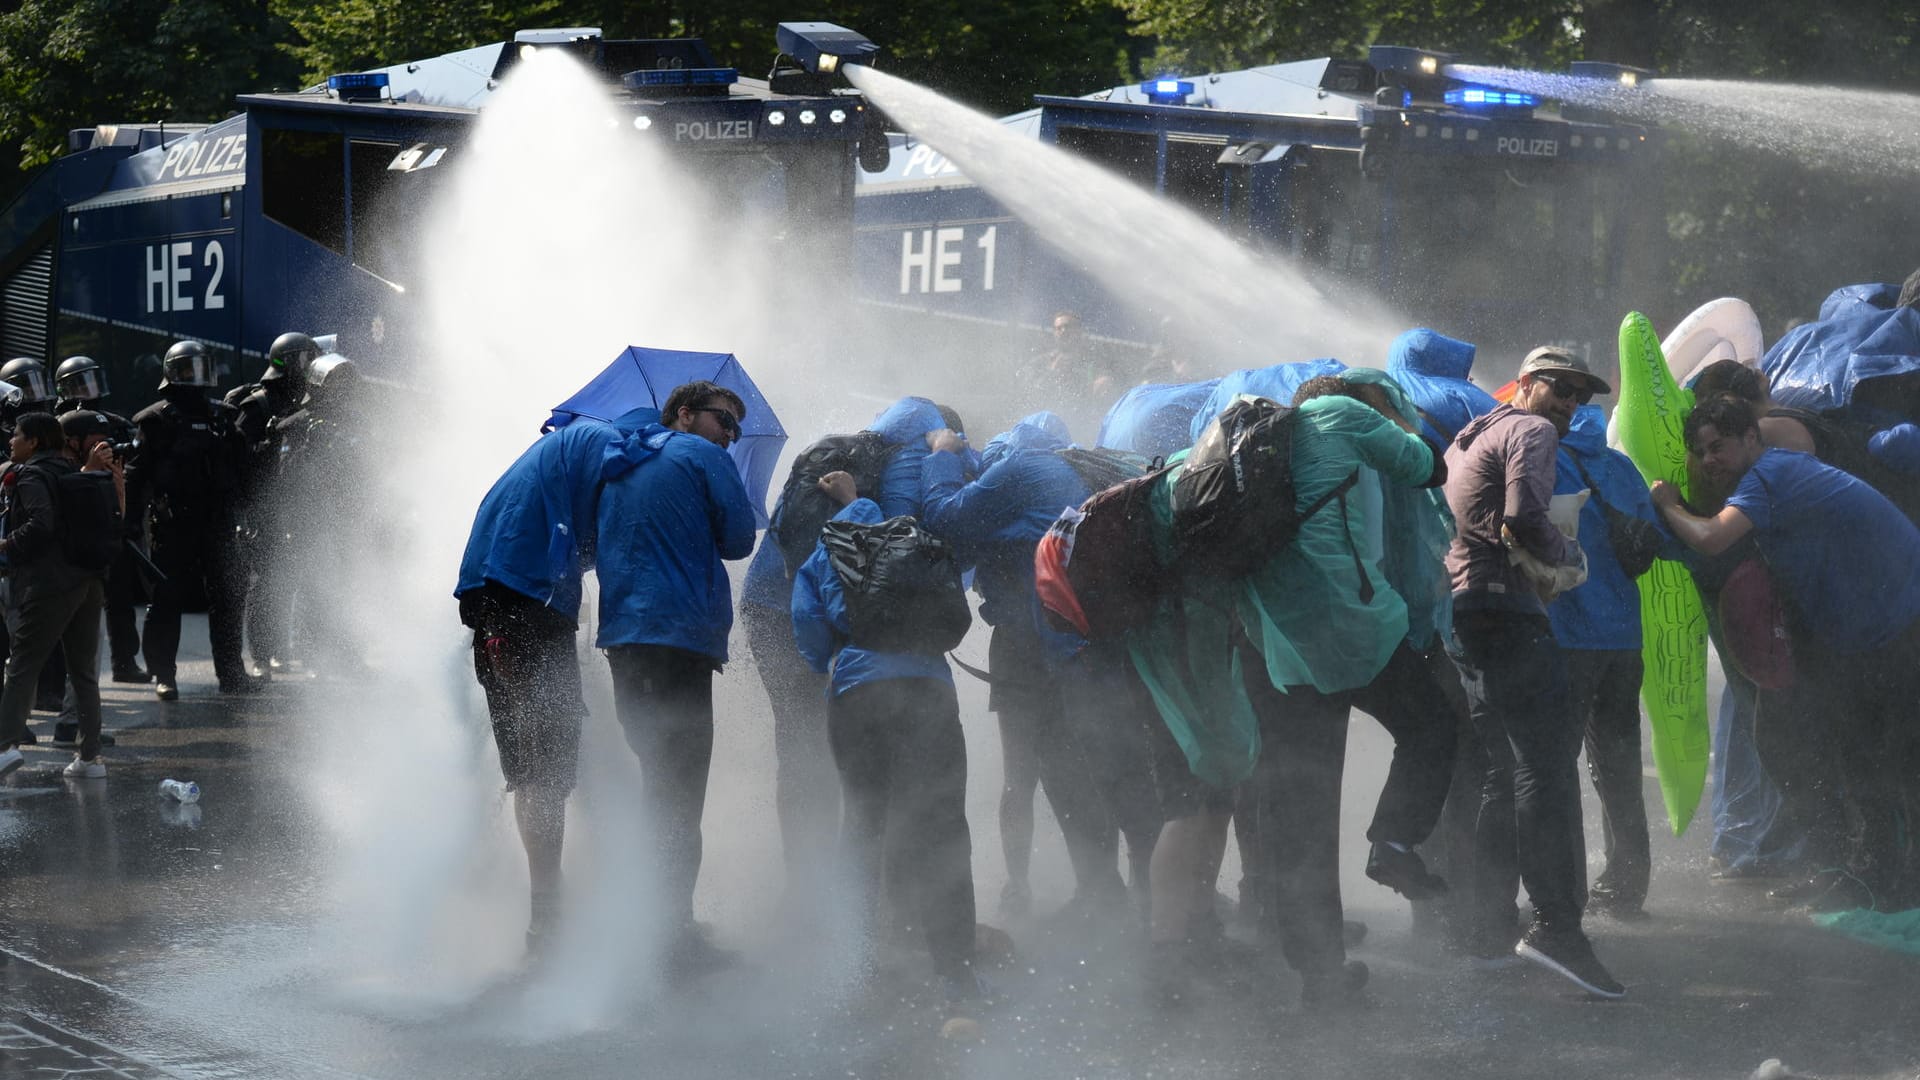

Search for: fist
xmin=1648 ymin=480 xmax=1681 ymax=510
xmin=816 ymin=470 xmax=858 ymax=508
xmin=925 ymin=428 xmax=967 ymax=455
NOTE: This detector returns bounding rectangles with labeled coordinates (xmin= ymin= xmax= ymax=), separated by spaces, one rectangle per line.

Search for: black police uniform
xmin=224 ymin=379 xmax=304 ymax=668
xmin=54 ymin=399 xmax=145 ymax=678
xmin=125 ymin=388 xmax=252 ymax=689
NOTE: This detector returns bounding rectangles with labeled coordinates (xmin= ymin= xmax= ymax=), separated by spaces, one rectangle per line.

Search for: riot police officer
xmin=0 ymin=357 xmax=54 ymax=437
xmin=126 ymin=340 xmax=256 ymax=700
xmin=271 ymin=352 xmax=369 ymax=675
xmin=53 ymin=356 xmax=150 ymax=688
xmin=225 ymin=332 xmax=320 ymax=674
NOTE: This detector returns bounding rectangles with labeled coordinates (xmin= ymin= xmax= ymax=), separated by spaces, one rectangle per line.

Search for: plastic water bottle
xmin=159 ymin=779 xmax=200 ymax=804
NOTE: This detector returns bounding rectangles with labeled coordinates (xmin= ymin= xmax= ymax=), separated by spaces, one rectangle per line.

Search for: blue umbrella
xmin=548 ymin=347 xmax=787 ymax=528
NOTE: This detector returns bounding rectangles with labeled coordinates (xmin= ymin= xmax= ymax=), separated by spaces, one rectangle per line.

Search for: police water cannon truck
xmin=0 ymin=22 xmax=881 ymax=410
xmin=854 ymin=46 xmax=1659 ymax=374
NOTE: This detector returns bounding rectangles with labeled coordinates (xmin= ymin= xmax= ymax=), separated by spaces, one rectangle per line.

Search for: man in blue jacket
xmin=596 ymin=380 xmax=757 ymax=973
xmin=456 ymin=406 xmax=652 ymax=954
xmin=1552 ymin=404 xmax=1660 ymax=919
xmin=791 ymin=470 xmax=982 ymax=1003
xmin=738 ymin=397 xmax=963 ymax=904
xmin=921 ymin=412 xmax=1146 ymax=920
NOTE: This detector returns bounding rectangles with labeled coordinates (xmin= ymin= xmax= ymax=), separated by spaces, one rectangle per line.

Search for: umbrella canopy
xmin=548 ymin=347 xmax=787 ymax=528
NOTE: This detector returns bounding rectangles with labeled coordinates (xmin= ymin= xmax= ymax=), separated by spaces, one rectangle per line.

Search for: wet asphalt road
xmin=2 ymin=615 xmax=1918 ymax=1080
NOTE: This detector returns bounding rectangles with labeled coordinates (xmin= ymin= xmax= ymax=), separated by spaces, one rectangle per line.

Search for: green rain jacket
xmin=1126 ymin=375 xmax=1442 ymax=790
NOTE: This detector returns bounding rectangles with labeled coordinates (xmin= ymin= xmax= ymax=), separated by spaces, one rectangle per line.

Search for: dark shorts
xmin=1141 ymin=700 xmax=1236 ymax=820
xmin=987 ymin=622 xmax=1059 ymax=716
xmin=462 ymin=584 xmax=587 ymax=795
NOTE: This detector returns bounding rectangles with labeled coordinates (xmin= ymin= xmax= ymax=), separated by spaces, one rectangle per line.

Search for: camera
xmin=109 ymin=439 xmax=137 ymax=462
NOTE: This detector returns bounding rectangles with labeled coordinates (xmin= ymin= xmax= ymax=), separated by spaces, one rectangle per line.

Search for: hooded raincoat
xmin=594 ymin=423 xmax=756 ymax=660
xmin=1549 ymin=405 xmax=1661 ymax=651
xmin=456 ymin=409 xmax=651 ymax=620
xmin=1385 ymin=328 xmax=1497 ymax=445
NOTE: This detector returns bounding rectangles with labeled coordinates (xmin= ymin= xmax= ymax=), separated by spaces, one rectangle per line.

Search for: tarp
xmin=1096 ymin=379 xmax=1219 ymax=458
xmin=1189 ymin=358 xmax=1347 ymax=442
xmin=1764 ymin=285 xmax=1920 ymax=416
xmin=548 ymin=347 xmax=787 ymax=528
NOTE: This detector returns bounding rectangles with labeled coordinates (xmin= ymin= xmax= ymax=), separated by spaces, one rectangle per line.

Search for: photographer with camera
xmin=0 ymin=411 xmax=120 ymax=780
xmin=55 ymin=356 xmax=147 ymax=690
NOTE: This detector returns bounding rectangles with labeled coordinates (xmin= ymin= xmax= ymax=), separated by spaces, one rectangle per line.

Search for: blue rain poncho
xmin=1189 ymin=359 xmax=1347 ymax=442
xmin=1385 ymin=328 xmax=1497 ymax=444
xmin=1097 ymin=379 xmax=1220 ymax=458
xmin=1765 ymin=286 xmax=1920 ymax=416
xmin=1549 ymin=404 xmax=1662 ymax=652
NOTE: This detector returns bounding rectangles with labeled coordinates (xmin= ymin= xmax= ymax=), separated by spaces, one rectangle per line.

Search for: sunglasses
xmin=1532 ymin=371 xmax=1594 ymax=406
xmin=694 ymin=406 xmax=741 ymax=436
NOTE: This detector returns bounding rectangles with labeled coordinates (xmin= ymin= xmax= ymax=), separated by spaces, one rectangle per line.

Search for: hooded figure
xmin=1098 ymin=379 xmax=1220 ymax=459
xmin=1549 ymin=404 xmax=1664 ymax=651
xmin=1765 ymin=284 xmax=1920 ymax=417
xmin=1387 ymin=328 xmax=1497 ymax=446
xmin=1190 ymin=359 xmax=1347 ymax=443
xmin=919 ymin=410 xmax=1083 ymax=629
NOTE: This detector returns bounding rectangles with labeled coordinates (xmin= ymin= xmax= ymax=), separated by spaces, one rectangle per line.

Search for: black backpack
xmin=1169 ymin=396 xmax=1367 ymax=592
xmin=24 ymin=464 xmax=121 ymax=573
xmin=820 ymin=515 xmax=972 ymax=655
xmin=769 ymin=432 xmax=901 ymax=576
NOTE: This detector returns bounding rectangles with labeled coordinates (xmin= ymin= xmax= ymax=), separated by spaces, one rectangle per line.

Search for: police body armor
xmin=130 ymin=394 xmax=247 ymax=526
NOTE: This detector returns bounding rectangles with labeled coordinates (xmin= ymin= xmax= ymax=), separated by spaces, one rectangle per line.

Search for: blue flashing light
xmin=327 ymin=72 xmax=390 ymax=93
xmin=622 ymin=67 xmax=740 ymax=89
xmin=1443 ymin=86 xmax=1536 ymax=108
xmin=1141 ymin=78 xmax=1195 ymax=105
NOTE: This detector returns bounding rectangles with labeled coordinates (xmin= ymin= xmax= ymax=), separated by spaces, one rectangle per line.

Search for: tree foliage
xmin=0 ymin=0 xmax=298 ymax=168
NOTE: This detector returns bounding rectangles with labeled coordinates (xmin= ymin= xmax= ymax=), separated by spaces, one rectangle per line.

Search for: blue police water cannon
xmin=1570 ymin=60 xmax=1656 ymax=89
xmin=1565 ymin=60 xmax=1656 ymax=123
xmin=1367 ymin=45 xmax=1456 ymax=107
xmin=771 ymin=22 xmax=878 ymax=96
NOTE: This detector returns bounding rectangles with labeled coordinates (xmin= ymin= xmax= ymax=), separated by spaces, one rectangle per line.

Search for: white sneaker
xmin=62 ymin=754 xmax=106 ymax=779
xmin=0 ymin=747 xmax=22 ymax=778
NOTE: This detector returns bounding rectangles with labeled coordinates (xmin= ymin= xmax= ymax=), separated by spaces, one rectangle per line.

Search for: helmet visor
xmin=56 ymin=367 xmax=108 ymax=401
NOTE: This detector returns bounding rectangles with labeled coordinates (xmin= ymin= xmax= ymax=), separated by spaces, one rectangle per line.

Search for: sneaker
xmin=1469 ymin=951 xmax=1526 ymax=972
xmin=111 ymin=666 xmax=151 ymax=684
xmin=1514 ymin=923 xmax=1625 ymax=999
xmin=52 ymin=726 xmax=115 ymax=749
xmin=18 ymin=728 xmax=35 ymax=746
xmin=1587 ymin=892 xmax=1650 ymax=922
xmin=62 ymin=755 xmax=106 ymax=779
xmin=665 ymin=925 xmax=739 ymax=980
xmin=1365 ymin=842 xmax=1449 ymax=901
xmin=1300 ymin=960 xmax=1371 ymax=1011
xmin=0 ymin=747 xmax=23 ymax=779
xmin=219 ymin=676 xmax=266 ymax=695
xmin=942 ymin=969 xmax=995 ymax=1006
xmin=154 ymin=682 xmax=179 ymax=702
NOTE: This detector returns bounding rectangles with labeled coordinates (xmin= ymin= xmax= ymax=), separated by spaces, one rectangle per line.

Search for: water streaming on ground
xmin=1447 ymin=64 xmax=1920 ymax=174
xmin=846 ymin=64 xmax=1410 ymax=369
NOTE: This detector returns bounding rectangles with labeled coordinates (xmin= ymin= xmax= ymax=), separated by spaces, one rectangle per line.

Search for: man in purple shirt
xmin=1442 ymin=346 xmax=1624 ymax=999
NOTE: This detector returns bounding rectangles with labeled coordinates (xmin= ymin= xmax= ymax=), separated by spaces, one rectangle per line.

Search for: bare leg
xmin=514 ymin=787 xmax=567 ymax=944
xmin=997 ymin=711 xmax=1040 ymax=915
xmin=1150 ymin=811 xmax=1230 ymax=943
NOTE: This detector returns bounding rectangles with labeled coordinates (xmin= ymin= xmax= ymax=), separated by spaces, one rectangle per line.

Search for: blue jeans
xmin=1448 ymin=612 xmax=1586 ymax=941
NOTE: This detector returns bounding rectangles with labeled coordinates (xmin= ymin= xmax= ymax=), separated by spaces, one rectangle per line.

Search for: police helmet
xmin=306 ymin=354 xmax=358 ymax=402
xmin=0 ymin=382 xmax=23 ymax=410
xmin=55 ymin=355 xmax=108 ymax=402
xmin=264 ymin=331 xmax=320 ymax=384
xmin=0 ymin=357 xmax=53 ymax=404
xmin=160 ymin=340 xmax=218 ymax=389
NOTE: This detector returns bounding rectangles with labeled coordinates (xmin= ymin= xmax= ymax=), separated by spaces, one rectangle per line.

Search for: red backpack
xmin=1034 ymin=469 xmax=1167 ymax=640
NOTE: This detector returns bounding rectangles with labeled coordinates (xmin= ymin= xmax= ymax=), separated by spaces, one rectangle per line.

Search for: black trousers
xmin=1777 ymin=622 xmax=1920 ymax=906
xmin=1448 ymin=612 xmax=1586 ymax=941
xmin=1240 ymin=641 xmax=1458 ymax=973
xmin=990 ymin=623 xmax=1122 ymax=898
xmin=742 ymin=602 xmax=837 ymax=888
xmin=829 ymin=677 xmax=975 ymax=979
xmin=1059 ymin=642 xmax=1163 ymax=886
xmin=607 ymin=643 xmax=717 ymax=926
xmin=1567 ymin=648 xmax=1651 ymax=908
xmin=143 ymin=514 xmax=247 ymax=685
xmin=465 ymin=584 xmax=587 ymax=795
